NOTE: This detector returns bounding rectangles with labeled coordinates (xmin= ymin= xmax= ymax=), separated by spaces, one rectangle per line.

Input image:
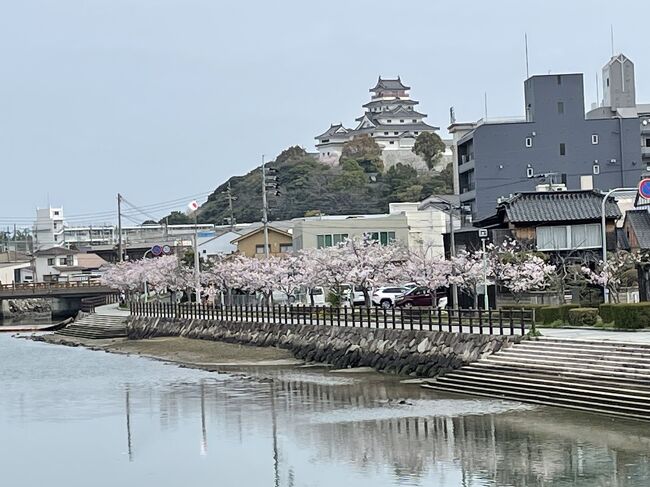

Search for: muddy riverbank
xmin=30 ymin=333 xmax=304 ymax=371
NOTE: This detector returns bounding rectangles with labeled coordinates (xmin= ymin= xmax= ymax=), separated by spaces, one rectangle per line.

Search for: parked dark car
xmin=394 ymin=287 xmax=447 ymax=308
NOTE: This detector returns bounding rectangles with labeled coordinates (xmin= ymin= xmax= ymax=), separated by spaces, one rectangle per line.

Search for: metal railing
xmin=130 ymin=302 xmax=534 ymax=336
xmin=0 ymin=281 xmax=105 ymax=291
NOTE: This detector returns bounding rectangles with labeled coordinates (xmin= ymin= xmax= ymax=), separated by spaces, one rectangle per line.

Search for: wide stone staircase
xmin=423 ymin=337 xmax=650 ymax=421
xmin=55 ymin=314 xmax=127 ymax=340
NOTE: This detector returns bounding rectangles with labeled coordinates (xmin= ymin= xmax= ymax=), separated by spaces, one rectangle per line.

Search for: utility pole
xmin=480 ymin=231 xmax=489 ymax=310
xmin=261 ymin=155 xmax=270 ymax=258
xmin=117 ymin=193 xmax=123 ymax=262
xmin=449 ymin=208 xmax=459 ymax=308
xmin=193 ymin=213 xmax=201 ymax=303
xmin=225 ymin=181 xmax=236 ymax=231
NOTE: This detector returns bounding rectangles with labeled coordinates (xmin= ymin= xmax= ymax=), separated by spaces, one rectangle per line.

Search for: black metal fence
xmin=130 ymin=302 xmax=534 ymax=336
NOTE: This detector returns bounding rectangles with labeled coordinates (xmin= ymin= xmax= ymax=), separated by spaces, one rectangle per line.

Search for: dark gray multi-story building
xmin=450 ymin=59 xmax=643 ymax=221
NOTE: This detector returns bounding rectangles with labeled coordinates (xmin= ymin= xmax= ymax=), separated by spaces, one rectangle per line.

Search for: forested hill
xmin=164 ymin=140 xmax=452 ymax=225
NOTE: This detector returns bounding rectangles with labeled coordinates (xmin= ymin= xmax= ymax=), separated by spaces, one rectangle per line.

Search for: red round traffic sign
xmin=639 ymin=179 xmax=650 ymax=199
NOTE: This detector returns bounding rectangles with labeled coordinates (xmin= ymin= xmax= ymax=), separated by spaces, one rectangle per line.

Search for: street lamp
xmin=601 ymin=187 xmax=636 ymax=303
xmin=418 ymin=195 xmax=465 ymax=308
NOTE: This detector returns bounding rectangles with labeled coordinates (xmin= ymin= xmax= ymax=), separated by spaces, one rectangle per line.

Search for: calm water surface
xmin=1 ymin=335 xmax=650 ymax=486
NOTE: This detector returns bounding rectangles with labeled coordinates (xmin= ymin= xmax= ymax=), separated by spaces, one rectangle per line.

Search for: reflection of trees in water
xmin=126 ymin=372 xmax=650 ymax=486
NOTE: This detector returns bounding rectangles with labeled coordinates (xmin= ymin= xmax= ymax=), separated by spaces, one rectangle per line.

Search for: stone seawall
xmin=127 ymin=317 xmax=522 ymax=378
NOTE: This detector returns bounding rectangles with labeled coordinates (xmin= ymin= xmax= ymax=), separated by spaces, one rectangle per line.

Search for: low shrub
xmin=567 ymin=308 xmax=599 ymax=327
xmin=599 ymin=303 xmax=650 ymax=329
xmin=535 ymin=304 xmax=580 ymax=325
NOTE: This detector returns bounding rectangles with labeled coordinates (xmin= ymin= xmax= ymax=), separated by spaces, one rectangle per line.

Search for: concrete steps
xmin=55 ymin=314 xmax=127 ymax=340
xmin=423 ymin=337 xmax=650 ymax=421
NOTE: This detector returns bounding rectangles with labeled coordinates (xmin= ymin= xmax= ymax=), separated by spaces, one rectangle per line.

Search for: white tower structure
xmin=34 ymin=207 xmax=65 ymax=250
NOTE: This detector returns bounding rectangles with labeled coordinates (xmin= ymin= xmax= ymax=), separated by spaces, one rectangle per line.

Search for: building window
xmin=279 ymin=243 xmax=293 ymax=253
xmin=53 ymin=235 xmax=58 ymax=242
xmin=560 ymin=143 xmax=566 ymax=156
xmin=557 ymin=101 xmax=564 ymax=114
xmin=317 ymin=234 xmax=348 ymax=249
xmin=525 ymin=137 xmax=533 ymax=148
xmin=53 ymin=211 xmax=60 ymax=216
xmin=59 ymin=258 xmax=67 ymax=266
xmin=557 ymin=75 xmax=562 ymax=85
xmin=387 ymin=119 xmax=392 ymax=123
xmin=384 ymin=132 xmax=388 ymax=135
xmin=412 ymin=119 xmax=417 ymax=123
xmin=526 ymin=167 xmax=534 ymax=178
xmin=400 ymin=119 xmax=404 ymax=123
xmin=393 ymin=132 xmax=398 ymax=135
xmin=592 ymin=134 xmax=599 ymax=145
xmin=368 ymin=231 xmax=396 ymax=246
xmin=255 ymin=244 xmax=270 ymax=254
xmin=321 ymin=138 xmax=329 ymax=143
xmin=537 ymin=223 xmax=602 ymax=251
xmin=389 ymin=141 xmax=395 ymax=144
xmin=414 ymin=132 xmax=419 ymax=135
xmin=47 ymin=258 xmax=55 ymax=266
xmin=646 ymin=138 xmax=650 ymax=147
xmin=593 ymin=163 xmax=600 ymax=175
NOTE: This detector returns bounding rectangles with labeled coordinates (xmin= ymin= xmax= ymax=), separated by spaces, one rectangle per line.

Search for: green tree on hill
xmin=340 ymin=135 xmax=384 ymax=173
xmin=413 ymin=132 xmax=446 ymax=170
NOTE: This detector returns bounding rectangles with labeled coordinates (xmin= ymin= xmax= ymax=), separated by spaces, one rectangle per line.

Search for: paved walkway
xmin=540 ymin=327 xmax=650 ymax=344
xmin=95 ymin=303 xmax=130 ymax=318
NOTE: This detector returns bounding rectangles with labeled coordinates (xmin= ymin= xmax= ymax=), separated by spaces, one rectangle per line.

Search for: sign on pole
xmin=478 ymin=228 xmax=488 ymax=238
xmin=151 ymin=245 xmax=163 ymax=256
xmin=639 ymin=179 xmax=650 ymax=199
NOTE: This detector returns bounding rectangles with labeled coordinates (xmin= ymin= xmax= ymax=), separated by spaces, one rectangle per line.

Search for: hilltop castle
xmin=315 ymin=77 xmax=446 ymax=172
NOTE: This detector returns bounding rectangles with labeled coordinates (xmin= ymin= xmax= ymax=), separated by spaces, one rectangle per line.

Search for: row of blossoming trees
xmin=101 ymin=237 xmax=567 ymax=308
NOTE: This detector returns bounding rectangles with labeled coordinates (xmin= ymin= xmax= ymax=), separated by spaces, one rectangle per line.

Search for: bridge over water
xmin=0 ymin=282 xmax=118 ymax=319
xmin=0 ymin=282 xmax=116 ymax=300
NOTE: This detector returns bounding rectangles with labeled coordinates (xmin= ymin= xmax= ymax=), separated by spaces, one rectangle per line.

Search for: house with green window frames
xmin=291 ymin=213 xmax=409 ymax=250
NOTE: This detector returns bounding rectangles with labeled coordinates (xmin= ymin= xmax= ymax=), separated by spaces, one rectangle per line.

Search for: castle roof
xmin=370 ymin=77 xmax=410 ymax=92
xmin=314 ymin=123 xmax=351 ymax=140
xmin=374 ymin=106 xmax=427 ymax=119
xmin=363 ymin=98 xmax=418 ymax=109
xmin=355 ymin=121 xmax=439 ymax=133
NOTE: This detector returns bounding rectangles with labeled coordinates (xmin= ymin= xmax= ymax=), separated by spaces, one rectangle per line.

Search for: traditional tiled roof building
xmin=315 ymin=77 xmax=441 ymax=170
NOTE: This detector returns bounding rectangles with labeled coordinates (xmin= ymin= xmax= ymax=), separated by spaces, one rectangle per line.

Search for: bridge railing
xmin=0 ymin=282 xmax=106 ymax=292
xmin=130 ymin=302 xmax=535 ymax=336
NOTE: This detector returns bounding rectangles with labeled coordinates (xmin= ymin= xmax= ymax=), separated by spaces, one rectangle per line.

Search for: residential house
xmin=0 ymin=252 xmax=32 ymax=285
xmin=624 ymin=208 xmax=650 ymax=252
xmin=231 ymin=225 xmax=293 ymax=258
xmin=473 ymin=189 xmax=621 ymax=256
xmin=32 ymin=248 xmax=107 ymax=282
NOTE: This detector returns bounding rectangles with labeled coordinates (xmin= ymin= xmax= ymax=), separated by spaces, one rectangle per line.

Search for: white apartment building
xmin=34 ymin=207 xmax=65 ymax=250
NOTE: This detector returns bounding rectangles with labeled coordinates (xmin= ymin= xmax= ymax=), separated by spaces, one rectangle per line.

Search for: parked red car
xmin=395 ymin=287 xmax=446 ymax=308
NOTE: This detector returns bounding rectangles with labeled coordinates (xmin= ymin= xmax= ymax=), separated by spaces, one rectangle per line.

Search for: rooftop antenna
xmin=484 ymin=92 xmax=488 ymax=121
xmin=524 ymin=33 xmax=530 ymax=79
xmin=610 ymin=24 xmax=615 ymax=57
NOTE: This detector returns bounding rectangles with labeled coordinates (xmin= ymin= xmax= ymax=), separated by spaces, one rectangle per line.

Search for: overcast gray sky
xmin=1 ymin=0 xmax=649 ymax=227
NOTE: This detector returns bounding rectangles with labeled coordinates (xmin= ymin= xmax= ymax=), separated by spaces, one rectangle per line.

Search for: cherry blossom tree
xmin=399 ymin=243 xmax=452 ymax=304
xmin=582 ymin=251 xmax=636 ymax=303
xmin=498 ymin=255 xmax=556 ymax=302
xmin=449 ymin=249 xmax=490 ymax=308
xmin=486 ymin=239 xmax=556 ymax=303
xmin=335 ymin=236 xmax=405 ymax=306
